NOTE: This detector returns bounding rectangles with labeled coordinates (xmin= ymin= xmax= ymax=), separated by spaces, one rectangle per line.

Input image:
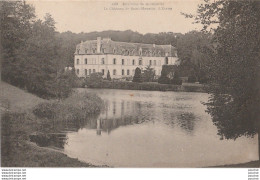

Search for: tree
xmin=1 ymin=1 xmax=35 ymax=87
xmin=1 ymin=1 xmax=75 ymax=99
xmin=107 ymin=70 xmax=111 ymax=81
xmin=142 ymin=65 xmax=155 ymax=82
xmin=158 ymin=65 xmax=182 ymax=85
xmin=132 ymin=67 xmax=142 ymax=83
xmin=191 ymin=0 xmax=260 ymax=160
xmin=176 ymin=31 xmax=211 ymax=82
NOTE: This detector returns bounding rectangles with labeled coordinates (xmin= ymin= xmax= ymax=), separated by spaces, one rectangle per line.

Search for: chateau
xmin=74 ymin=37 xmax=178 ymax=79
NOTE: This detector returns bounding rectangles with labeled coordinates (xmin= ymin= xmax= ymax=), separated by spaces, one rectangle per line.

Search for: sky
xmin=28 ymin=0 xmax=203 ymax=34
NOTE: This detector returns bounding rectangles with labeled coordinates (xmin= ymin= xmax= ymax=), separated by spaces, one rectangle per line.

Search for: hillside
xmin=0 ymin=81 xmax=45 ymax=112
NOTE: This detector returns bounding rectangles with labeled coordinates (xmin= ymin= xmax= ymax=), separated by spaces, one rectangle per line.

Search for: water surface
xmin=41 ymin=89 xmax=259 ymax=167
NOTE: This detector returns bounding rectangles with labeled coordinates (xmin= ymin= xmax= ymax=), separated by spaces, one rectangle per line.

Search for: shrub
xmin=107 ymin=70 xmax=111 ymax=81
xmin=33 ymin=102 xmax=58 ymax=119
xmin=188 ymin=75 xmax=197 ymax=83
xmin=132 ymin=67 xmax=142 ymax=83
xmin=158 ymin=76 xmax=171 ymax=84
xmin=33 ymin=92 xmax=104 ymax=122
xmin=85 ymin=73 xmax=104 ymax=87
xmin=171 ymin=78 xmax=182 ymax=85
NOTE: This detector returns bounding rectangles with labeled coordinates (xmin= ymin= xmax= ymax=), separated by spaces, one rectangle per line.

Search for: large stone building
xmin=74 ymin=37 xmax=178 ymax=79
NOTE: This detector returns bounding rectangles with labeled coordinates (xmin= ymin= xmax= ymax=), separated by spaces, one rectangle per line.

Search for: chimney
xmin=97 ymin=37 xmax=101 ymax=53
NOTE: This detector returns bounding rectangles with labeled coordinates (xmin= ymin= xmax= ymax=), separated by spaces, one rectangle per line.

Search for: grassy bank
xmin=87 ymin=80 xmax=205 ymax=93
xmin=0 ymin=82 xmax=103 ymax=167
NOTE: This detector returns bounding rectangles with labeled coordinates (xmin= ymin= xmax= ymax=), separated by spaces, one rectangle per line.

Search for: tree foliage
xmin=192 ymin=0 xmax=260 ymax=141
xmin=1 ymin=1 xmax=75 ymax=99
xmin=142 ymin=65 xmax=155 ymax=82
xmin=158 ymin=65 xmax=182 ymax=85
xmin=107 ymin=70 xmax=111 ymax=81
xmin=132 ymin=67 xmax=142 ymax=83
xmin=176 ymin=31 xmax=211 ymax=83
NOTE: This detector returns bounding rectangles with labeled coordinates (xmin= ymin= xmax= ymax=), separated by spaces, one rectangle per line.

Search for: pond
xmin=33 ymin=88 xmax=258 ymax=167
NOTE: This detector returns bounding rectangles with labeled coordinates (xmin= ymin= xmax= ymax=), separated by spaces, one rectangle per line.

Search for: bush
xmin=171 ymin=78 xmax=182 ymax=85
xmin=107 ymin=70 xmax=111 ymax=81
xmin=85 ymin=73 xmax=103 ymax=87
xmin=33 ymin=92 xmax=104 ymax=122
xmin=132 ymin=67 xmax=142 ymax=83
xmin=188 ymin=75 xmax=197 ymax=83
xmin=33 ymin=101 xmax=58 ymax=119
xmin=158 ymin=76 xmax=171 ymax=84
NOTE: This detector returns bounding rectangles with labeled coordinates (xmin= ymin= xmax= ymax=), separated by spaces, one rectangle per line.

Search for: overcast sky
xmin=29 ymin=0 xmax=203 ymax=34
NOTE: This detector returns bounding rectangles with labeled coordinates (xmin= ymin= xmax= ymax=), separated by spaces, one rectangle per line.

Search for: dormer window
xmin=85 ymin=49 xmax=88 ymax=54
xmin=77 ymin=49 xmax=80 ymax=54
xmin=132 ymin=50 xmax=135 ymax=56
xmin=158 ymin=51 xmax=161 ymax=56
xmin=113 ymin=48 xmax=116 ymax=54
xmin=139 ymin=48 xmax=142 ymax=56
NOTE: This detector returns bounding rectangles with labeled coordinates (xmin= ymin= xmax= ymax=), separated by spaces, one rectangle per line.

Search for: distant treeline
xmin=1 ymin=1 xmax=211 ymax=99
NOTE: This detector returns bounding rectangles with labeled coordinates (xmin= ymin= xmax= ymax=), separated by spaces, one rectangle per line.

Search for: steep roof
xmin=75 ymin=38 xmax=177 ymax=57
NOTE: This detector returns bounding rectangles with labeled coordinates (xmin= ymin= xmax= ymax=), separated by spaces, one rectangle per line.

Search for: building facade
xmin=74 ymin=37 xmax=178 ymax=79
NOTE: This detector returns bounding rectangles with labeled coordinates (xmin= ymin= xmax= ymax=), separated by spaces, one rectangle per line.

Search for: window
xmin=101 ymin=58 xmax=105 ymax=64
xmin=139 ymin=60 xmax=142 ymax=65
xmin=149 ymin=60 xmax=152 ymax=66
xmin=76 ymin=69 xmax=79 ymax=74
xmin=154 ymin=60 xmax=156 ymax=66
xmin=122 ymin=69 xmax=124 ymax=75
xmin=165 ymin=57 xmax=169 ymax=65
xmin=102 ymin=69 xmax=105 ymax=75
xmin=77 ymin=49 xmax=80 ymax=54
xmin=132 ymin=59 xmax=135 ymax=65
xmin=127 ymin=69 xmax=130 ymax=75
xmin=77 ymin=59 xmax=79 ymax=64
xmin=113 ymin=102 xmax=116 ymax=115
xmin=85 ymin=58 xmax=87 ymax=64
xmin=93 ymin=69 xmax=96 ymax=73
xmin=89 ymin=69 xmax=91 ymax=74
xmin=85 ymin=49 xmax=88 ymax=54
xmin=85 ymin=69 xmax=87 ymax=76
xmin=93 ymin=49 xmax=96 ymax=53
xmin=139 ymin=49 xmax=142 ymax=56
xmin=113 ymin=49 xmax=116 ymax=54
xmin=122 ymin=59 xmax=124 ymax=65
xmin=113 ymin=69 xmax=116 ymax=75
xmin=113 ymin=58 xmax=116 ymax=65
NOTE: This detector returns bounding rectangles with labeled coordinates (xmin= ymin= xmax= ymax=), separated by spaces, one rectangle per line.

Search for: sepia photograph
xmin=0 ymin=0 xmax=259 ymax=174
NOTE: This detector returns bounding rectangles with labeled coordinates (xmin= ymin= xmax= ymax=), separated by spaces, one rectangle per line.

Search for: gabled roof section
xmin=75 ymin=37 xmax=177 ymax=57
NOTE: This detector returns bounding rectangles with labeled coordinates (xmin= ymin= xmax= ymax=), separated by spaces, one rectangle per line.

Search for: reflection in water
xmin=176 ymin=112 xmax=196 ymax=134
xmin=31 ymin=89 xmax=258 ymax=167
